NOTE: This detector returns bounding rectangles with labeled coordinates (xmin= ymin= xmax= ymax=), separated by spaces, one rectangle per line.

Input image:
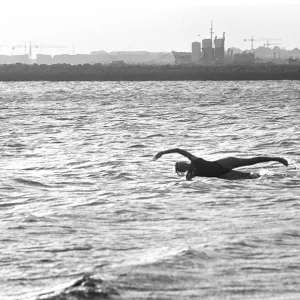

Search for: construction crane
xmin=263 ymin=41 xmax=281 ymax=48
xmin=38 ymin=44 xmax=69 ymax=54
xmin=244 ymin=36 xmax=265 ymax=50
xmin=12 ymin=41 xmax=38 ymax=58
xmin=244 ymin=37 xmax=282 ymax=51
xmin=210 ymin=20 xmax=214 ymax=43
xmin=12 ymin=42 xmax=69 ymax=58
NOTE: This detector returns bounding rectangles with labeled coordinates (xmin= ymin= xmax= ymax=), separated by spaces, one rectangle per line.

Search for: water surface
xmin=1 ymin=81 xmax=300 ymax=300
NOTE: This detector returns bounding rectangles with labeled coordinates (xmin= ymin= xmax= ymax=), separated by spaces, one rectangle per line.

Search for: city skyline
xmin=1 ymin=0 xmax=300 ymax=56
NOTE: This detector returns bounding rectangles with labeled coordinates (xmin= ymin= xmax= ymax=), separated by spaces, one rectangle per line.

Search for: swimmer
xmin=153 ymin=148 xmax=288 ymax=180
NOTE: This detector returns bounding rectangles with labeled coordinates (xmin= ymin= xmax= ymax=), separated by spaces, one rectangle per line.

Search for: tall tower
xmin=192 ymin=42 xmax=201 ymax=63
xmin=214 ymin=32 xmax=225 ymax=64
xmin=210 ymin=20 xmax=214 ymax=44
xmin=202 ymin=21 xmax=214 ymax=64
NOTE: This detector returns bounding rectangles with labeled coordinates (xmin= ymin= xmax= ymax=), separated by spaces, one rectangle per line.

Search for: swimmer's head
xmin=175 ymin=161 xmax=190 ymax=176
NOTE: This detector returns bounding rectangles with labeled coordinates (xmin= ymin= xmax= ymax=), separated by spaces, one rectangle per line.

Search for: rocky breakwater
xmin=0 ymin=63 xmax=300 ymax=81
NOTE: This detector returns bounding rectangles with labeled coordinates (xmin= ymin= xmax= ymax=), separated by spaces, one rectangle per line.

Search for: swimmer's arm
xmin=153 ymin=148 xmax=198 ymax=161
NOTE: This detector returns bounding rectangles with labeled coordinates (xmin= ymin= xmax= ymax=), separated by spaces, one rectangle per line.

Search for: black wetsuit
xmin=189 ymin=158 xmax=231 ymax=178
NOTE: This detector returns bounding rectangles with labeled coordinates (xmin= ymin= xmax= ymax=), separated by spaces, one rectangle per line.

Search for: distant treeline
xmin=0 ymin=63 xmax=300 ymax=81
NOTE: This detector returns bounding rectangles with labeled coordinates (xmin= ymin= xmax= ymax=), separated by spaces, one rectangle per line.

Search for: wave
xmin=14 ymin=178 xmax=51 ymax=188
xmin=116 ymin=246 xmax=212 ymax=271
xmin=37 ymin=275 xmax=119 ymax=300
xmin=128 ymin=144 xmax=146 ymax=148
xmin=0 ymin=201 xmax=27 ymax=208
xmin=147 ymin=247 xmax=211 ymax=265
xmin=5 ymin=141 xmax=27 ymax=148
xmin=44 ymin=246 xmax=93 ymax=253
xmin=36 ymin=247 xmax=209 ymax=300
xmin=145 ymin=134 xmax=164 ymax=138
xmin=113 ymin=172 xmax=135 ymax=181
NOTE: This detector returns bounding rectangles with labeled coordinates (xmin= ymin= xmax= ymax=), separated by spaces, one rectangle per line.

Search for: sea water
xmin=1 ymin=81 xmax=300 ymax=300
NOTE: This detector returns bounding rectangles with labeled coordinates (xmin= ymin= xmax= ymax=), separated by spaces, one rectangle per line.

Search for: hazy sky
xmin=1 ymin=0 xmax=299 ymax=55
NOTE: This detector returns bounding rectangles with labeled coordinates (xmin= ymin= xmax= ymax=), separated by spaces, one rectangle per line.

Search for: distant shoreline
xmin=0 ymin=63 xmax=300 ymax=81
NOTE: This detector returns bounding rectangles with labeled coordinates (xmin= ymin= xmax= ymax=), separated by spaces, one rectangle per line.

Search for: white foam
xmin=259 ymin=168 xmax=275 ymax=176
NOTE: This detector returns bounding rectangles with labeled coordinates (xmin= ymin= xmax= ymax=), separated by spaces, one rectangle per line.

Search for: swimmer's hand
xmin=186 ymin=172 xmax=193 ymax=181
xmin=277 ymin=157 xmax=288 ymax=166
xmin=153 ymin=151 xmax=163 ymax=161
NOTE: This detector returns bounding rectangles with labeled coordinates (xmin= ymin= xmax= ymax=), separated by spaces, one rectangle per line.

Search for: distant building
xmin=191 ymin=42 xmax=201 ymax=63
xmin=288 ymin=57 xmax=300 ymax=65
xmin=289 ymin=48 xmax=300 ymax=59
xmin=76 ymin=54 xmax=97 ymax=65
xmin=214 ymin=33 xmax=225 ymax=63
xmin=172 ymin=51 xmax=192 ymax=64
xmin=36 ymin=54 xmax=52 ymax=65
xmin=53 ymin=54 xmax=73 ymax=64
xmin=110 ymin=60 xmax=126 ymax=66
xmin=0 ymin=54 xmax=30 ymax=64
xmin=90 ymin=50 xmax=111 ymax=64
xmin=0 ymin=55 xmax=7 ymax=64
xmin=109 ymin=51 xmax=150 ymax=64
xmin=53 ymin=54 xmax=98 ymax=65
xmin=233 ymin=52 xmax=255 ymax=64
xmin=108 ymin=51 xmax=174 ymax=64
xmin=202 ymin=39 xmax=213 ymax=63
xmin=0 ymin=51 xmax=175 ymax=65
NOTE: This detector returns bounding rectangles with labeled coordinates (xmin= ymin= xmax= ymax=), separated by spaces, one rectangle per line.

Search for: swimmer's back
xmin=191 ymin=158 xmax=231 ymax=178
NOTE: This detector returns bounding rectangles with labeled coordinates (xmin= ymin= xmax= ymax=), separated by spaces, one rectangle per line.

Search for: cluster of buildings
xmin=0 ymin=37 xmax=251 ymax=66
xmin=0 ymin=39 xmax=256 ymax=66
xmin=0 ymin=51 xmax=175 ymax=66
xmin=1 ymin=23 xmax=299 ymax=66
xmin=173 ymin=39 xmax=300 ymax=65
xmin=173 ymin=33 xmax=229 ymax=65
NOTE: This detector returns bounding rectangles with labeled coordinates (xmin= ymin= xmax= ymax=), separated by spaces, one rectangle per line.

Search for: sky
xmin=0 ymin=0 xmax=299 ymax=56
